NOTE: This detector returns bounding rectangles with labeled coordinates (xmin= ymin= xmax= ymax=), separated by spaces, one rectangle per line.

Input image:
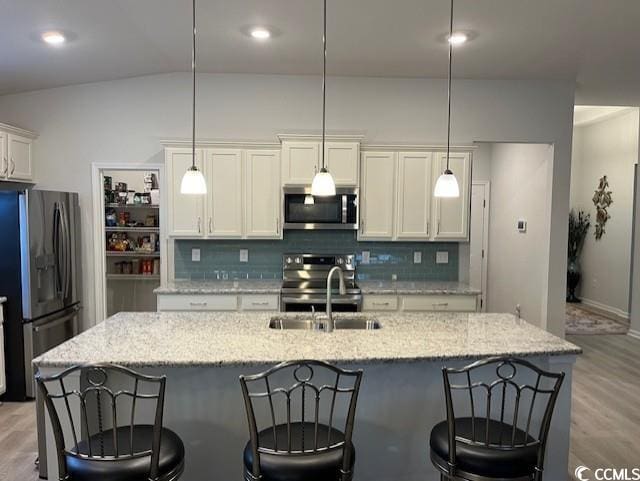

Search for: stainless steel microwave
xmin=283 ymin=187 xmax=358 ymax=230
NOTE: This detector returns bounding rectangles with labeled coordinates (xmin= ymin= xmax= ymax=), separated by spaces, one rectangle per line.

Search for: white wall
xmin=0 ymin=72 xmax=575 ymax=335
xmin=631 ymin=164 xmax=640 ymax=335
xmin=486 ymin=143 xmax=554 ymax=325
xmin=570 ymin=109 xmax=639 ymax=318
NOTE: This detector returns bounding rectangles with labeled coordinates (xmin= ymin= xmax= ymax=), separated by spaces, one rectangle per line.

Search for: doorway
xmin=469 ymin=182 xmax=490 ymax=311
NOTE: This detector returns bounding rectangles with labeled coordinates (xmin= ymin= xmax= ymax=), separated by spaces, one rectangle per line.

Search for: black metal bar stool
xmin=37 ymin=363 xmax=185 ymax=481
xmin=239 ymin=360 xmax=363 ymax=481
xmin=429 ymin=357 xmax=565 ymax=481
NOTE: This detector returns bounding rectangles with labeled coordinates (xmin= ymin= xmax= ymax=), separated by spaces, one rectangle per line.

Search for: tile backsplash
xmin=174 ymin=231 xmax=458 ymax=281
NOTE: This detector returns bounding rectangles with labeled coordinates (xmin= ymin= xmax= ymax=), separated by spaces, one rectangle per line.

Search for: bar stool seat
xmin=243 ymin=422 xmax=355 ymax=481
xmin=430 ymin=417 xmax=538 ymax=479
xmin=65 ymin=425 xmax=185 ymax=481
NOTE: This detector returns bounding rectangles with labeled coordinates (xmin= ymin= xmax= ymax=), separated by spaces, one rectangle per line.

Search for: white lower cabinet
xmin=157 ymin=294 xmax=279 ymax=312
xmin=166 ymin=146 xmax=281 ymax=239
xmin=362 ymin=294 xmax=478 ymax=312
xmin=0 ymin=303 xmax=6 ymax=396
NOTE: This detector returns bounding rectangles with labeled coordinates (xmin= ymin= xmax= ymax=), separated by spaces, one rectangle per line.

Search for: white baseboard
xmin=628 ymin=329 xmax=640 ymax=340
xmin=578 ymin=297 xmax=630 ymax=322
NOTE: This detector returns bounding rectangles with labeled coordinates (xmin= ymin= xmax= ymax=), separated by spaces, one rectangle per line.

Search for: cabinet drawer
xmin=241 ymin=295 xmax=279 ymax=311
xmin=362 ymin=296 xmax=398 ymax=311
xmin=157 ymin=294 xmax=238 ymax=311
xmin=401 ymin=295 xmax=477 ymax=312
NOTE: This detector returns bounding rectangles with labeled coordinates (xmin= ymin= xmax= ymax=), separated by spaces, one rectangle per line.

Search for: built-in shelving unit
xmin=106 ymin=251 xmax=160 ymax=257
xmin=105 ymin=226 xmax=160 ymax=233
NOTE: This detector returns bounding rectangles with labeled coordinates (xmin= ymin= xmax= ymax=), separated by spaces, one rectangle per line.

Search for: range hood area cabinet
xmin=281 ymin=140 xmax=359 ymax=187
xmin=358 ymin=150 xmax=471 ymax=242
xmin=165 ymin=147 xmax=282 ymax=240
xmin=0 ymin=123 xmax=37 ymax=183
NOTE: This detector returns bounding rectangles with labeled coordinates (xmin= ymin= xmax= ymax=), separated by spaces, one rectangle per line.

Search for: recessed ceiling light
xmin=250 ymin=27 xmax=271 ymax=40
xmin=41 ymin=30 xmax=66 ymax=45
xmin=447 ymin=32 xmax=467 ymax=46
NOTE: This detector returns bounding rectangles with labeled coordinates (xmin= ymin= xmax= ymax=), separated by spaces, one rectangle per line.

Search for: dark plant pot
xmin=566 ymin=258 xmax=581 ymax=303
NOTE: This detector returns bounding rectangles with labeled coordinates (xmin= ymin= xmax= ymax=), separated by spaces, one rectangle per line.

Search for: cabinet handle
xmin=372 ymin=302 xmax=390 ymax=306
xmin=360 ymin=218 xmax=365 ymax=229
xmin=432 ymin=302 xmax=449 ymax=307
xmin=1 ymin=157 xmax=7 ymax=175
xmin=197 ymin=217 xmax=201 ymax=234
xmin=437 ymin=220 xmax=441 ymax=235
xmin=209 ymin=217 xmax=213 ymax=233
xmin=189 ymin=301 xmax=208 ymax=306
xmin=276 ymin=218 xmax=279 ymax=234
xmin=251 ymin=301 xmax=270 ymax=306
xmin=10 ymin=157 xmax=15 ymax=175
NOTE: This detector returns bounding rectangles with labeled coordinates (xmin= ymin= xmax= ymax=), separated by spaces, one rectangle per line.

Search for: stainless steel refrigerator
xmin=0 ymin=188 xmax=81 ymax=401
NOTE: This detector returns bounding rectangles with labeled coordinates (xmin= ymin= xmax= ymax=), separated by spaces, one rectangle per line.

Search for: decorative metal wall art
xmin=592 ymin=175 xmax=613 ymax=240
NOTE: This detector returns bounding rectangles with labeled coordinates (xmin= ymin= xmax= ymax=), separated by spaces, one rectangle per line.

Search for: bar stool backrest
xmin=36 ymin=363 xmax=167 ymax=481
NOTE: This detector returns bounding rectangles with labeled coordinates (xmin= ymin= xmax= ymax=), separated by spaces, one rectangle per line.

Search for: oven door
xmin=283 ymin=188 xmax=358 ymax=230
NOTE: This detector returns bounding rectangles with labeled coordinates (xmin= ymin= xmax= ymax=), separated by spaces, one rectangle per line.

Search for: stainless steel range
xmin=280 ymin=254 xmax=362 ymax=312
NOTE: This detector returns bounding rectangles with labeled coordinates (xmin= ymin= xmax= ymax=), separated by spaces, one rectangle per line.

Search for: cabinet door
xmin=433 ymin=152 xmax=471 ymax=240
xmin=206 ymin=149 xmax=243 ymax=238
xmin=166 ymin=148 xmax=206 ymax=237
xmin=245 ymin=150 xmax=282 ymax=239
xmin=281 ymin=141 xmax=319 ymax=185
xmin=359 ymin=152 xmax=396 ymax=240
xmin=0 ymin=133 xmax=6 ymax=179
xmin=396 ymin=152 xmax=432 ymax=240
xmin=7 ymin=134 xmax=33 ymax=180
xmin=0 ymin=307 xmax=5 ymax=396
xmin=325 ymin=142 xmax=359 ymax=186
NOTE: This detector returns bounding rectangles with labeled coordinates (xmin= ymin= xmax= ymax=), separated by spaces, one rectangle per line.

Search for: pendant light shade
xmin=434 ymin=0 xmax=460 ymax=199
xmin=180 ymin=0 xmax=207 ymax=195
xmin=434 ymin=169 xmax=459 ymax=198
xmin=181 ymin=166 xmax=207 ymax=194
xmin=310 ymin=0 xmax=336 ymax=197
xmin=311 ymin=168 xmax=336 ymax=196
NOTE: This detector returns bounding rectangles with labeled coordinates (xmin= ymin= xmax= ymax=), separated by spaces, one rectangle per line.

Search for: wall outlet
xmin=239 ymin=249 xmax=249 ymax=263
xmin=413 ymin=251 xmax=422 ymax=264
xmin=361 ymin=251 xmax=370 ymax=264
xmin=436 ymin=251 xmax=449 ymax=264
xmin=391 ymin=274 xmax=398 ymax=281
xmin=191 ymin=248 xmax=201 ymax=262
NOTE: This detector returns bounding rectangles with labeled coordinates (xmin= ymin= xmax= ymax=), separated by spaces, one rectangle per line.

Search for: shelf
xmin=105 ymin=226 xmax=159 ymax=233
xmin=106 ymin=251 xmax=160 ymax=258
xmin=105 ymin=203 xmax=159 ymax=209
xmin=106 ymin=274 xmax=160 ymax=281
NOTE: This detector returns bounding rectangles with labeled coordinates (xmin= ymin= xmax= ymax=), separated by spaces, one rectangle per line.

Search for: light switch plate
xmin=517 ymin=219 xmax=527 ymax=233
xmin=239 ymin=249 xmax=249 ymax=263
xmin=191 ymin=248 xmax=201 ymax=262
xmin=436 ymin=251 xmax=449 ymax=264
xmin=361 ymin=251 xmax=370 ymax=264
xmin=413 ymin=251 xmax=422 ymax=264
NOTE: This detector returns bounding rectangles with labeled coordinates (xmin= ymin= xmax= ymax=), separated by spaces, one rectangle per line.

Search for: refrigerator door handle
xmin=52 ymin=202 xmax=63 ymax=296
xmin=60 ymin=202 xmax=71 ymax=300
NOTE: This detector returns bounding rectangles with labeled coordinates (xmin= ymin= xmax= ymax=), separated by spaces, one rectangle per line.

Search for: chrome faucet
xmin=325 ymin=266 xmax=346 ymax=332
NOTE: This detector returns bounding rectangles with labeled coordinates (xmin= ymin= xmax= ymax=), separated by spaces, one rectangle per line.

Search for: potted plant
xmin=567 ymin=209 xmax=590 ymax=302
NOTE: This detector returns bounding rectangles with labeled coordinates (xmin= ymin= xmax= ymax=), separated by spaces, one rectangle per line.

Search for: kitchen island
xmin=35 ymin=311 xmax=580 ymax=481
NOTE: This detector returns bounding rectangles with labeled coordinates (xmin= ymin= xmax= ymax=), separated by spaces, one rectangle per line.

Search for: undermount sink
xmin=268 ymin=316 xmax=381 ymax=331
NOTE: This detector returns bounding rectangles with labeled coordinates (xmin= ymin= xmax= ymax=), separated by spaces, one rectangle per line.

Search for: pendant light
xmin=434 ymin=0 xmax=460 ymax=198
xmin=180 ymin=0 xmax=207 ymax=195
xmin=310 ymin=0 xmax=336 ymax=197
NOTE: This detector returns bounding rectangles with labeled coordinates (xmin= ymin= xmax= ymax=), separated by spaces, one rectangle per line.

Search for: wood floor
xmin=1 ymin=334 xmax=638 ymax=481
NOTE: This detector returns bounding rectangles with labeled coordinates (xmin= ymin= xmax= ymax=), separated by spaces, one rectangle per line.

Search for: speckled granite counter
xmin=154 ymin=279 xmax=281 ymax=295
xmin=34 ymin=311 xmax=579 ymax=368
xmin=359 ymin=280 xmax=481 ymax=295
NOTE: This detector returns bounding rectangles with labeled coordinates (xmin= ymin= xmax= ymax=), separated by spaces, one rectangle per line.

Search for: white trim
xmin=277 ymin=133 xmax=365 ymax=143
xmin=362 ymin=143 xmax=477 ymax=152
xmin=627 ymin=329 xmax=640 ymax=340
xmin=160 ymin=139 xmax=280 ymax=149
xmin=471 ymin=181 xmax=490 ymax=312
xmin=579 ymin=297 xmax=630 ymax=321
xmin=0 ymin=122 xmax=37 ymax=139
xmin=91 ymin=162 xmax=166 ymax=325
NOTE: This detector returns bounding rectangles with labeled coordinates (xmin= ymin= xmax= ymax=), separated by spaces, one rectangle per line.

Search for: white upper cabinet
xmin=396 ymin=152 xmax=433 ymax=240
xmin=359 ymin=152 xmax=396 ymax=240
xmin=433 ymin=151 xmax=471 ymax=240
xmin=0 ymin=124 xmax=37 ymax=182
xmin=245 ymin=150 xmax=282 ymax=239
xmin=281 ymin=141 xmax=319 ymax=186
xmin=206 ymin=149 xmax=243 ymax=238
xmin=324 ymin=142 xmax=359 ymax=186
xmin=166 ymin=147 xmax=206 ymax=237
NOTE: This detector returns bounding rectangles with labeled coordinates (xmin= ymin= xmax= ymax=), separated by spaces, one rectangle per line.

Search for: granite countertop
xmin=154 ymin=279 xmax=282 ymax=295
xmin=358 ymin=281 xmax=481 ymax=295
xmin=34 ymin=311 xmax=580 ymax=368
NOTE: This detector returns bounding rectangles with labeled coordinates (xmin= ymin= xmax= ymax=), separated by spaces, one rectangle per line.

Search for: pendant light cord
xmin=321 ymin=0 xmax=327 ymax=170
xmin=191 ymin=0 xmax=197 ymax=169
xmin=446 ymin=0 xmax=453 ymax=172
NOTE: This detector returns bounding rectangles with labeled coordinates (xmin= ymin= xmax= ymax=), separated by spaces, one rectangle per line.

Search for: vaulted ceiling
xmin=2 ymin=0 xmax=640 ymax=104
